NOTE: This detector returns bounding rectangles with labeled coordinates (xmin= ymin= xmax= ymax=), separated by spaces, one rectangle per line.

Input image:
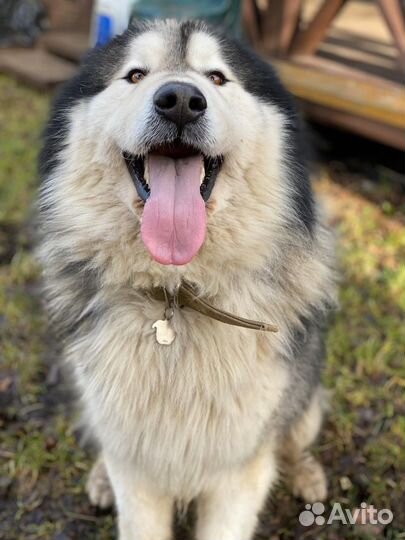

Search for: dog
xmin=38 ymin=19 xmax=337 ymax=540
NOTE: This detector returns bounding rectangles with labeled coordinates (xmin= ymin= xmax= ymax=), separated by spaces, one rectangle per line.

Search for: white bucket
xmin=91 ymin=0 xmax=136 ymax=46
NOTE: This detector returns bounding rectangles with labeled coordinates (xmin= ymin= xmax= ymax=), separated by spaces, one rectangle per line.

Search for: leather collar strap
xmin=147 ymin=281 xmax=278 ymax=333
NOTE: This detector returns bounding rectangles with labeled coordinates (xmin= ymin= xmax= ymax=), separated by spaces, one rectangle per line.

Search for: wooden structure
xmin=0 ymin=0 xmax=403 ymax=149
xmin=245 ymin=0 xmax=405 ymax=149
xmin=0 ymin=0 xmax=92 ymax=88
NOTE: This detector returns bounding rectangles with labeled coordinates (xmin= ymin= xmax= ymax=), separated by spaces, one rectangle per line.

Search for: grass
xmin=0 ymin=74 xmax=404 ymax=540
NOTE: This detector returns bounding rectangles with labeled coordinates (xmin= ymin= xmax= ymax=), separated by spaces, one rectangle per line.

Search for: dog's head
xmin=42 ymin=20 xmax=313 ymax=271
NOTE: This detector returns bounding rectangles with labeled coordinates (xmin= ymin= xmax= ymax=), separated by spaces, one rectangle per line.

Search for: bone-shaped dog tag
xmin=152 ymin=319 xmax=176 ymax=345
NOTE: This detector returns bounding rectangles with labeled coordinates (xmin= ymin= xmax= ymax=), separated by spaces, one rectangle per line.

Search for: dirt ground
xmin=0 ymin=75 xmax=404 ymax=540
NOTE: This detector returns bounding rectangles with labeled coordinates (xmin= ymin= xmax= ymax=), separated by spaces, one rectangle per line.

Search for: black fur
xmin=278 ymin=316 xmax=326 ymax=430
xmin=49 ymin=259 xmax=100 ymax=337
xmin=39 ymin=24 xmax=145 ymax=179
xmin=178 ymin=20 xmax=205 ymax=61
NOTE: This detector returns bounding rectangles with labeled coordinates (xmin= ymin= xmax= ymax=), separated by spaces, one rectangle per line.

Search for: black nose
xmin=153 ymin=82 xmax=207 ymax=131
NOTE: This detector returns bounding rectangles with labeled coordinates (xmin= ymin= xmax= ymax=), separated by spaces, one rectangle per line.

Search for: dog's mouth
xmin=123 ymin=141 xmax=223 ymax=203
xmin=123 ymin=141 xmax=223 ymax=266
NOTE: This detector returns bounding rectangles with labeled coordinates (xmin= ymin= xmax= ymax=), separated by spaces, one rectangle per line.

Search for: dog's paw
xmin=291 ymin=454 xmax=327 ymax=503
xmin=86 ymin=458 xmax=114 ymax=509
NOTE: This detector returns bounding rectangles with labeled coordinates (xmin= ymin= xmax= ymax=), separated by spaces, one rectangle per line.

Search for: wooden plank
xmin=243 ymin=0 xmax=261 ymax=46
xmin=316 ymin=39 xmax=403 ymax=84
xmin=0 ymin=49 xmax=77 ymax=89
xmin=289 ymin=53 xmax=402 ymax=86
xmin=42 ymin=0 xmax=93 ymax=32
xmin=291 ymin=0 xmax=347 ymax=55
xmin=261 ymin=0 xmax=285 ymax=55
xmin=376 ymin=0 xmax=405 ymax=68
xmin=39 ymin=31 xmax=89 ymax=62
xmin=291 ymin=27 xmax=403 ymax=84
xmin=327 ymin=28 xmax=399 ymax=60
xmin=300 ymin=101 xmax=405 ymax=150
xmin=260 ymin=0 xmax=303 ymax=55
xmin=279 ymin=0 xmax=302 ymax=53
xmin=271 ymin=58 xmax=405 ymax=129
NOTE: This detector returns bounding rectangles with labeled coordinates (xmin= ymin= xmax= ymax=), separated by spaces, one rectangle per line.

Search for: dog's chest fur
xmin=71 ymin=287 xmax=289 ymax=497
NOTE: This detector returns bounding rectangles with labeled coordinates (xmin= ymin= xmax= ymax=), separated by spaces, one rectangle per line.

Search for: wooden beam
xmin=290 ymin=0 xmax=347 ymax=55
xmin=376 ymin=0 xmax=405 ymax=69
xmin=243 ymin=0 xmax=261 ymax=46
xmin=0 ymin=49 xmax=77 ymax=89
xmin=42 ymin=0 xmax=93 ymax=32
xmin=39 ymin=31 xmax=89 ymax=62
xmin=300 ymin=102 xmax=405 ymax=150
xmin=289 ymin=53 xmax=402 ymax=86
xmin=260 ymin=0 xmax=303 ymax=56
xmin=272 ymin=58 xmax=405 ymax=129
xmin=261 ymin=0 xmax=285 ymax=55
xmin=279 ymin=0 xmax=302 ymax=54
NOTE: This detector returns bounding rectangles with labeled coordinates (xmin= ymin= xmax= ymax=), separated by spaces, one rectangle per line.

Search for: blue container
xmin=94 ymin=14 xmax=114 ymax=46
xmin=131 ymin=0 xmax=242 ymax=36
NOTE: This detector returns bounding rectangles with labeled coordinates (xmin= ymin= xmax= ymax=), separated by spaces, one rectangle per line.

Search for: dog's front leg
xmin=104 ymin=455 xmax=173 ymax=540
xmin=196 ymin=442 xmax=277 ymax=540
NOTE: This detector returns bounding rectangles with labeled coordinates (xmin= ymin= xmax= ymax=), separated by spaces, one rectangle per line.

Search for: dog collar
xmin=147 ymin=281 xmax=278 ymax=345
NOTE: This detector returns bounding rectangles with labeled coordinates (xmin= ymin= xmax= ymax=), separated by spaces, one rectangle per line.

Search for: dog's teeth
xmin=144 ymin=157 xmax=150 ymax=185
xmin=200 ymin=166 xmax=205 ymax=186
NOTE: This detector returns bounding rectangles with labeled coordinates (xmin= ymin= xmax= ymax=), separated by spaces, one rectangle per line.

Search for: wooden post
xmin=377 ymin=0 xmax=405 ymax=69
xmin=43 ymin=0 xmax=93 ymax=32
xmin=260 ymin=0 xmax=285 ymax=55
xmin=243 ymin=0 xmax=261 ymax=46
xmin=260 ymin=0 xmax=303 ymax=56
xmin=290 ymin=0 xmax=347 ymax=56
xmin=279 ymin=0 xmax=302 ymax=54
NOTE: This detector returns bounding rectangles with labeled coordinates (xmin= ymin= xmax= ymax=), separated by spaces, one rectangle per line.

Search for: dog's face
xmin=93 ymin=22 xmax=252 ymax=266
xmin=43 ymin=20 xmax=312 ymax=272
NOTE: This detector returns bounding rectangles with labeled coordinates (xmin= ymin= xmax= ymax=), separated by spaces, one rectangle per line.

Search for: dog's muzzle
xmin=122 ymin=82 xmax=223 ymax=266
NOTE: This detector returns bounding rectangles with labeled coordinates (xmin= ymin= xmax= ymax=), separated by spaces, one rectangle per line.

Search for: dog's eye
xmin=127 ymin=69 xmax=147 ymax=84
xmin=207 ymin=71 xmax=227 ymax=86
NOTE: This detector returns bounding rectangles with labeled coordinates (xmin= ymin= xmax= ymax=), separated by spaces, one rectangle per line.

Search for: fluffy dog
xmin=38 ymin=19 xmax=337 ymax=540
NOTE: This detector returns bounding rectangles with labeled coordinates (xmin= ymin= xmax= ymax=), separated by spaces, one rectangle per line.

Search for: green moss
xmin=0 ymin=75 xmax=49 ymax=225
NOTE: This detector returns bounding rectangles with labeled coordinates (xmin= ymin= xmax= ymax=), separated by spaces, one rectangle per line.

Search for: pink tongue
xmin=141 ymin=154 xmax=206 ymax=265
